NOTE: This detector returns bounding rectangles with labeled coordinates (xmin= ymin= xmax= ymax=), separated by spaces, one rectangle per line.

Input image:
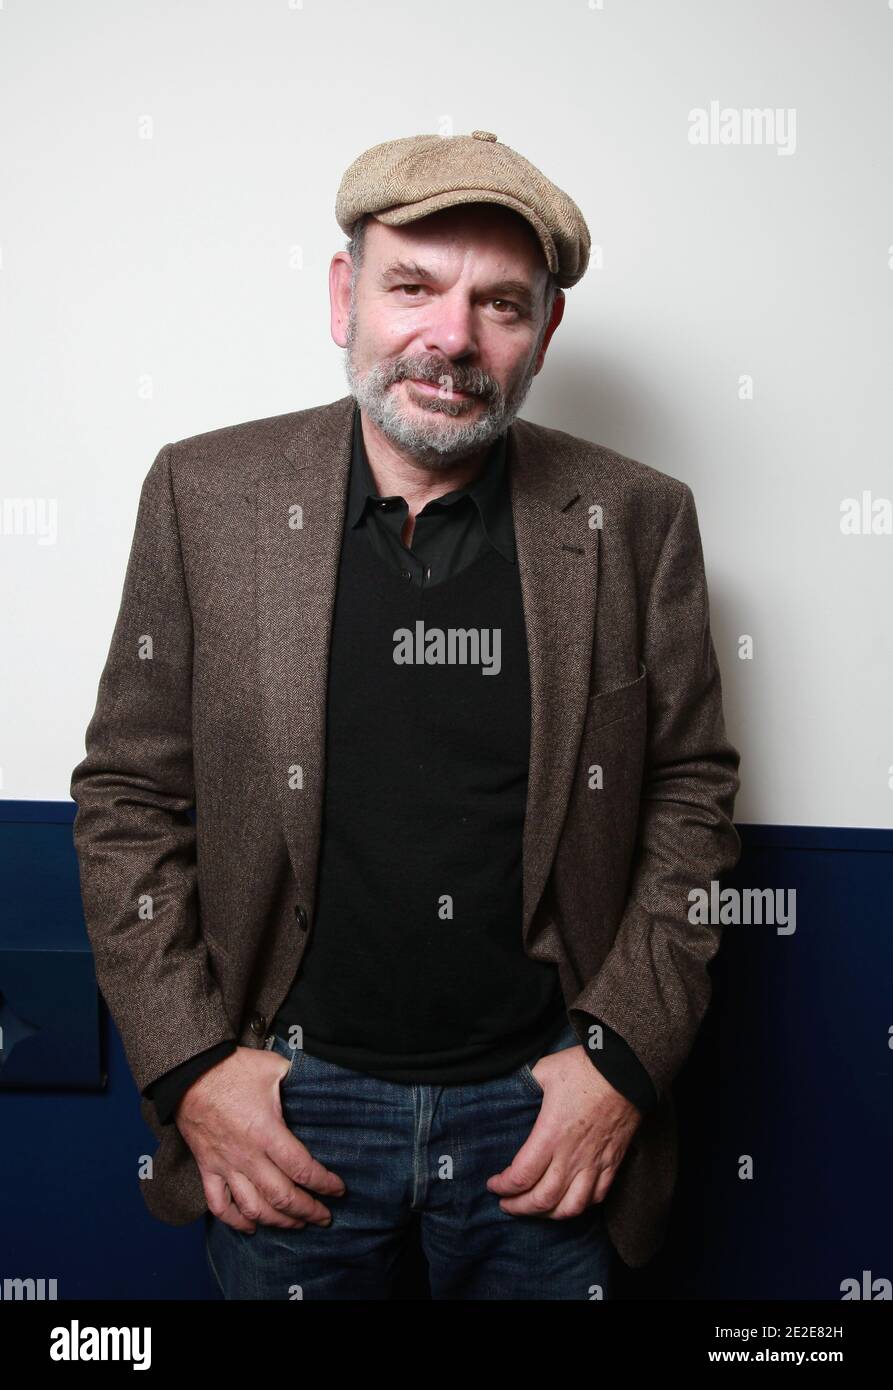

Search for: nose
xmin=418 ymin=292 xmax=477 ymax=364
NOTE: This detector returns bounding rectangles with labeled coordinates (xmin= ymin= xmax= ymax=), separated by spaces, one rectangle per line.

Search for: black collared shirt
xmin=345 ymin=400 xmax=515 ymax=587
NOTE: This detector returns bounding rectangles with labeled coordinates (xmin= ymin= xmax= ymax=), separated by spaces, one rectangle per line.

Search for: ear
xmin=329 ymin=252 xmax=354 ymax=349
xmin=533 ymin=288 xmax=565 ymax=375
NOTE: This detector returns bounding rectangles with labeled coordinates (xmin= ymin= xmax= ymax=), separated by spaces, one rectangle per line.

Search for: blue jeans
xmin=204 ymin=1016 xmax=616 ymax=1300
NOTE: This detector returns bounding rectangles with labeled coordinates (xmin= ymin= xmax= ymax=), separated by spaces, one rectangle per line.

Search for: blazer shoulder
xmin=514 ymin=415 xmax=690 ymax=513
xmin=165 ymin=395 xmax=354 ymax=486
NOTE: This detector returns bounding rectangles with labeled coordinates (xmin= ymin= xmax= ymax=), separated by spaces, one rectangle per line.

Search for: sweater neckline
xmin=345 ymin=521 xmax=510 ymax=597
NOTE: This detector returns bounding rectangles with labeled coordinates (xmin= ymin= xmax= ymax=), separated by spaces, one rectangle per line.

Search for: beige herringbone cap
xmin=335 ymin=130 xmax=591 ymax=289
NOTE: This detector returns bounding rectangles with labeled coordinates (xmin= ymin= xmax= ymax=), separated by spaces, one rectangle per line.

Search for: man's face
xmin=335 ymin=204 xmax=564 ymax=468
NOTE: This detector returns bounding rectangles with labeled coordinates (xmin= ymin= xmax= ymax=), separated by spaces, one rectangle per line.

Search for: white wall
xmin=1 ymin=0 xmax=890 ymax=827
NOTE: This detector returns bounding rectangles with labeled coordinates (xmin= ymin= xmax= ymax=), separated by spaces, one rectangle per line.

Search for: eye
xmin=392 ymin=287 xmax=525 ymax=318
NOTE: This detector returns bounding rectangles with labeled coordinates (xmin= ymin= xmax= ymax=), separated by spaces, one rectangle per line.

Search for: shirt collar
xmin=346 ymin=402 xmax=515 ymax=563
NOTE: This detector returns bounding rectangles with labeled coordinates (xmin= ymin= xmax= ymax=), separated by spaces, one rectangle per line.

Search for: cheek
xmin=354 ymin=307 xmax=413 ymax=356
xmin=494 ymin=336 xmax=539 ymax=380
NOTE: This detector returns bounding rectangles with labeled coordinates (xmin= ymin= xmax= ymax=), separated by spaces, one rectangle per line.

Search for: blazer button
xmin=294 ymin=904 xmax=308 ymax=932
xmin=249 ymin=1012 xmax=267 ymax=1036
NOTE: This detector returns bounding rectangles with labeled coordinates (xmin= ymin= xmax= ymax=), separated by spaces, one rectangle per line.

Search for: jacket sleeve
xmin=569 ymin=482 xmax=741 ymax=1103
xmin=70 ymin=442 xmax=235 ymax=1095
xmin=144 ymin=1041 xmax=238 ymax=1125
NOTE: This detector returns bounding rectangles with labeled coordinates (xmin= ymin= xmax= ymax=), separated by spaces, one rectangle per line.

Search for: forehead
xmin=365 ymin=203 xmax=547 ymax=280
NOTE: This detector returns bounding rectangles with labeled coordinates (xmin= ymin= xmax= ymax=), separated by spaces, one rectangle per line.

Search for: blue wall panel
xmin=1 ymin=804 xmax=890 ymax=1300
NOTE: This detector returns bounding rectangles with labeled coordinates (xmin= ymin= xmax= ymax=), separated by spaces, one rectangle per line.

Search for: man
xmin=70 ymin=130 xmax=741 ymax=1300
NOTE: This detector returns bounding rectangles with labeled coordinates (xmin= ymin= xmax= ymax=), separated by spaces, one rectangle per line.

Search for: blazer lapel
xmin=507 ymin=423 xmax=600 ymax=944
xmin=255 ymin=397 xmax=600 ymax=943
xmin=255 ymin=395 xmax=355 ymax=913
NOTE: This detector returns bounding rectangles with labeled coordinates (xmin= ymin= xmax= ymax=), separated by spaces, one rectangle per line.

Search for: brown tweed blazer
xmin=70 ymin=392 xmax=741 ymax=1270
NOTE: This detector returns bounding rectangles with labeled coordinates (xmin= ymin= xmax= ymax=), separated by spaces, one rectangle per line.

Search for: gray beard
xmin=342 ymin=308 xmax=547 ymax=470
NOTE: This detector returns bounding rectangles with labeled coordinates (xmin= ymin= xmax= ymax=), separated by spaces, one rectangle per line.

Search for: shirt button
xmin=294 ymin=904 xmax=308 ymax=931
xmin=249 ymin=1012 xmax=267 ymax=1036
xmin=400 ymin=569 xmax=412 ymax=580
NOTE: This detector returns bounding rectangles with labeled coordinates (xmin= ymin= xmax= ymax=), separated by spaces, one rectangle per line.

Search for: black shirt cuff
xmin=143 ymin=1041 xmax=237 ymax=1126
xmin=575 ymin=1012 xmax=658 ymax=1115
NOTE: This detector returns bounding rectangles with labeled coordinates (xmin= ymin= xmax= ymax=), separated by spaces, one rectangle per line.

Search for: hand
xmin=486 ymin=1045 xmax=642 ymax=1217
xmin=174 ymin=1045 xmax=346 ymax=1235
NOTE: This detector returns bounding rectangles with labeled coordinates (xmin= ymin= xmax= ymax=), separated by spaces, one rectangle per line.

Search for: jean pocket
xmin=268 ymin=1033 xmax=304 ymax=1086
xmin=516 ymin=1019 xmax=579 ymax=1097
xmin=517 ymin=1061 xmax=545 ymax=1098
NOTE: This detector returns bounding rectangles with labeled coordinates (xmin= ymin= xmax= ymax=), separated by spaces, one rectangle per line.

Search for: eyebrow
xmin=377 ymin=260 xmax=537 ymax=310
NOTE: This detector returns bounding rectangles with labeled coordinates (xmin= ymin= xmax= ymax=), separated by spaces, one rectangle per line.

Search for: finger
xmin=203 ymin=1172 xmax=261 ymax=1234
xmin=486 ymin=1127 xmax=552 ymax=1195
xmin=267 ymin=1128 xmax=347 ymax=1200
xmin=244 ymin=1149 xmax=336 ymax=1227
xmin=225 ymin=1168 xmax=308 ymax=1230
xmin=546 ymin=1168 xmax=599 ymax=1220
xmin=497 ymin=1157 xmax=568 ymax=1216
xmin=592 ymin=1160 xmax=619 ymax=1205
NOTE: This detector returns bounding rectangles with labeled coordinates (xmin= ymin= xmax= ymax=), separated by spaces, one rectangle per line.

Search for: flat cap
xmin=335 ymin=130 xmax=591 ymax=289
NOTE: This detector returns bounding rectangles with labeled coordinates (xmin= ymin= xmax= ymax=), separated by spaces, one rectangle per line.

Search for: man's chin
xmin=377 ymin=410 xmax=497 ymax=462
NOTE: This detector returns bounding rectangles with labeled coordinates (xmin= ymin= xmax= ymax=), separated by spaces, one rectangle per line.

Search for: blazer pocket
xmin=585 ymin=661 xmax=647 ymax=731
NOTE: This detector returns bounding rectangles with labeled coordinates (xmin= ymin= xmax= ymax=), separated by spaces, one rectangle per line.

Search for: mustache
xmin=389 ymin=358 xmax=496 ymax=399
